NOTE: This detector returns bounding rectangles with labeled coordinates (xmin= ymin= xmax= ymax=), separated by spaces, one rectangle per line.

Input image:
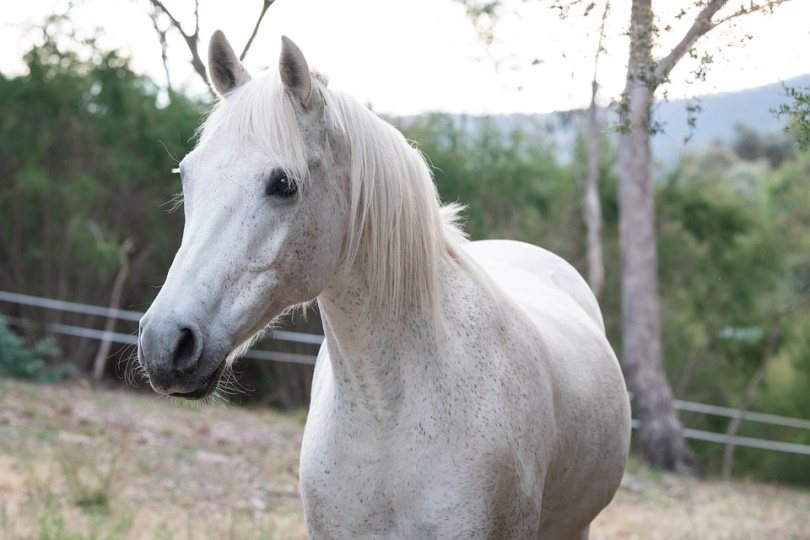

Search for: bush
xmin=0 ymin=318 xmax=64 ymax=382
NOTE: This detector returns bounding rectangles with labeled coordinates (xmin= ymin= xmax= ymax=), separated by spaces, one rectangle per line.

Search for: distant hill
xmin=404 ymin=74 xmax=810 ymax=166
xmin=650 ymin=73 xmax=810 ymax=163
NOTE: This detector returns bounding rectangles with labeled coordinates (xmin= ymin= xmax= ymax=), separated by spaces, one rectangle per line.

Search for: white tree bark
xmin=616 ymin=0 xmax=696 ymax=473
xmin=583 ymin=2 xmax=609 ymax=299
xmin=584 ymin=81 xmax=605 ymax=299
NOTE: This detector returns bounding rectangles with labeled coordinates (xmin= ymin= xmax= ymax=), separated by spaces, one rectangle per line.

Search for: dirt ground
xmin=1 ymin=378 xmax=808 ymax=539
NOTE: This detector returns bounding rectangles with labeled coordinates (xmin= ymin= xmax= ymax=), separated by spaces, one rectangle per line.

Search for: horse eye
xmin=265 ymin=172 xmax=298 ymax=198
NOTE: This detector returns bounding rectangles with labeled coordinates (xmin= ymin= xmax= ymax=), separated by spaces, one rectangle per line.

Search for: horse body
xmin=138 ymin=31 xmax=630 ymax=540
xmin=302 ymin=239 xmax=629 ymax=539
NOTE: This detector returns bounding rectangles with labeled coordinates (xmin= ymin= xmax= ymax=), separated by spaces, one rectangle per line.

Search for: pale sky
xmin=2 ymin=0 xmax=808 ymax=115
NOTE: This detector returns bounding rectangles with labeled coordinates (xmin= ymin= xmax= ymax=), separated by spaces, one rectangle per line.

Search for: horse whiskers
xmin=109 ymin=330 xmax=145 ymax=388
xmin=222 ymin=364 xmax=251 ymax=393
xmin=123 ymin=338 xmax=251 ymax=405
xmin=124 ymin=364 xmax=147 ymax=389
xmin=120 ymin=346 xmax=148 ymax=388
xmin=211 ymin=365 xmax=252 ymax=402
xmin=162 ymin=192 xmax=184 ymax=213
xmin=200 ymin=385 xmax=231 ymax=408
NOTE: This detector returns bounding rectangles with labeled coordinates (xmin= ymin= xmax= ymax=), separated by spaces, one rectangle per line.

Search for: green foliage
xmin=0 ymin=17 xmax=204 ymax=371
xmin=731 ymin=123 xmax=796 ymax=168
xmin=658 ymin=148 xmax=777 ymax=396
xmin=649 ymin=142 xmax=810 ymax=485
xmin=774 ymin=85 xmax=810 ymax=150
xmin=0 ymin=319 xmax=63 ymax=381
xmin=396 ymin=114 xmax=583 ymax=264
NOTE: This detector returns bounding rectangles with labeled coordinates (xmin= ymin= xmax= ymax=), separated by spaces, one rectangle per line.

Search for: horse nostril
xmin=172 ymin=328 xmax=200 ymax=374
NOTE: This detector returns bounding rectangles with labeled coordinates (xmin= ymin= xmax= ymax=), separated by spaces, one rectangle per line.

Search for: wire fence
xmin=0 ymin=290 xmax=320 ymax=365
xmin=2 ymin=290 xmax=809 ymax=456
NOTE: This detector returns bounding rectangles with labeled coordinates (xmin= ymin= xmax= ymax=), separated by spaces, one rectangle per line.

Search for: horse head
xmin=138 ymin=33 xmax=349 ymax=399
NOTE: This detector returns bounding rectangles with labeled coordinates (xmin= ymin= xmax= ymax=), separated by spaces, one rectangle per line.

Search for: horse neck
xmin=316 ymin=253 xmax=454 ymax=420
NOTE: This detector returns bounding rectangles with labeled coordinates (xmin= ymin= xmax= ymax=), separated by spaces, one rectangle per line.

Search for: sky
xmin=1 ymin=0 xmax=808 ymax=115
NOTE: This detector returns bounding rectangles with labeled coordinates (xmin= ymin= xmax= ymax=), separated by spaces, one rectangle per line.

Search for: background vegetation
xmin=1 ymin=23 xmax=809 ymax=486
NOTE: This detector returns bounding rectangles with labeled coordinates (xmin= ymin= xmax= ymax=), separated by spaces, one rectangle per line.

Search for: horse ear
xmin=208 ymin=30 xmax=251 ymax=96
xmin=279 ymin=36 xmax=313 ymax=107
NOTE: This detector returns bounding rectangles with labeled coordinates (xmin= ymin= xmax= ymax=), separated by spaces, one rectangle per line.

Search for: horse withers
xmin=137 ymin=30 xmax=631 ymax=540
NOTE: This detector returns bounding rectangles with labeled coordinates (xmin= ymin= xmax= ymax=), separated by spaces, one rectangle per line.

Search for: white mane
xmin=199 ymin=71 xmax=483 ymax=325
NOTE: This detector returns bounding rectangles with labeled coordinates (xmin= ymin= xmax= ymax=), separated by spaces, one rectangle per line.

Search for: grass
xmin=0 ymin=378 xmax=307 ymax=539
xmin=1 ymin=378 xmax=809 ymax=539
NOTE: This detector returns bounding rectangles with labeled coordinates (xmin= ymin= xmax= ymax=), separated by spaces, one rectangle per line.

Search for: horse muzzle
xmin=137 ymin=316 xmax=226 ymax=400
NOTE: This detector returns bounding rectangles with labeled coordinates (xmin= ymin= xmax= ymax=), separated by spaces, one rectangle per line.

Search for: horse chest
xmin=299 ymin=402 xmax=543 ymax=539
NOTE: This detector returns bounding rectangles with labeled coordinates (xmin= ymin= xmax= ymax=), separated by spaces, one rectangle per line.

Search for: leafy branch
xmin=774 ymin=85 xmax=810 ymax=150
xmin=654 ymin=0 xmax=793 ymax=83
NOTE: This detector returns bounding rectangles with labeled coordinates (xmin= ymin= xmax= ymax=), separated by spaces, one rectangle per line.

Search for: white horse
xmin=138 ymin=31 xmax=630 ymax=540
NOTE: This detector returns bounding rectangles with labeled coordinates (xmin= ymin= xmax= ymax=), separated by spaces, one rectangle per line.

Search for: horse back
xmin=465 ymin=239 xmax=604 ymax=332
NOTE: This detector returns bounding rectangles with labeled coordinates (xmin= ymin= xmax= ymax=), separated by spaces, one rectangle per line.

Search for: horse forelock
xmin=197 ymin=71 xmax=310 ymax=181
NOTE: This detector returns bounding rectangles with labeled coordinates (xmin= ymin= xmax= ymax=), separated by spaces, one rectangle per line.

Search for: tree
xmin=775 ymin=85 xmax=810 ymax=150
xmin=0 ymin=16 xmax=205 ymax=370
xmin=454 ymin=0 xmax=794 ymax=472
xmin=616 ymin=0 xmax=791 ymax=473
xmin=582 ymin=1 xmax=610 ymax=299
xmin=146 ymin=0 xmax=277 ymax=95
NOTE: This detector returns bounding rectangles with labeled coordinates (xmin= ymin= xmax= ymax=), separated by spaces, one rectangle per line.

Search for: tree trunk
xmin=583 ymin=81 xmax=605 ymax=299
xmin=721 ymin=330 xmax=781 ymax=479
xmin=616 ymin=0 xmax=696 ymax=474
xmin=92 ymin=239 xmax=134 ymax=381
xmin=721 ymin=290 xmax=810 ymax=478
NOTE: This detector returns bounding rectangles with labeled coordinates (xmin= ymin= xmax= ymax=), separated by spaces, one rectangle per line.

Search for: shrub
xmin=0 ymin=318 xmax=64 ymax=382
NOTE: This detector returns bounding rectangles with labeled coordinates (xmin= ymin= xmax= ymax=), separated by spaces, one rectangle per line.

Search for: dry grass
xmin=1 ymin=378 xmax=808 ymax=539
xmin=0 ymin=379 xmax=307 ymax=539
xmin=593 ymin=460 xmax=810 ymax=539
